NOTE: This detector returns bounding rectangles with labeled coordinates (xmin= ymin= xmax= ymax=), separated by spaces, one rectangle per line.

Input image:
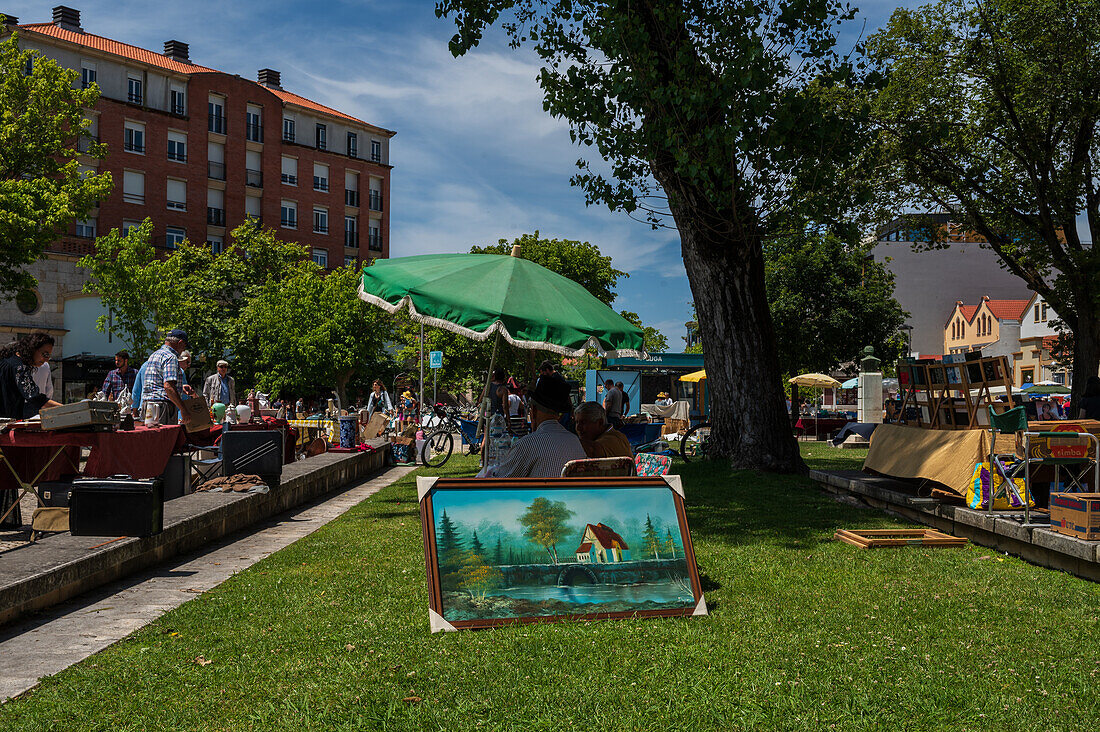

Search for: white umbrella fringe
xmin=358 ymin=283 xmax=649 ymax=359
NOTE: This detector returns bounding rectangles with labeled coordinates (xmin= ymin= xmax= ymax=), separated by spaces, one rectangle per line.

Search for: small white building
xmin=1014 ymin=293 xmax=1072 ymax=386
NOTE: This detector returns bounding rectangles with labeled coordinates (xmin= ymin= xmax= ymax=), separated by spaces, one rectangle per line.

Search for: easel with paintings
xmin=898 ymin=354 xmax=1016 ymax=430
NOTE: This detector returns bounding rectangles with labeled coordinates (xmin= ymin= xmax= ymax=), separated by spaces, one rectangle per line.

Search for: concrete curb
xmin=0 ymin=443 xmax=387 ymax=626
xmin=811 ymin=469 xmax=1100 ymax=581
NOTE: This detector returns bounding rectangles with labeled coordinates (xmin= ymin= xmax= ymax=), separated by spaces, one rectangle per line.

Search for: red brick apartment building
xmin=0 ymin=6 xmax=394 ymax=392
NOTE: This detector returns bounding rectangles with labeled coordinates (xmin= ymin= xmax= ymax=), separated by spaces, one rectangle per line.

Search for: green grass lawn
xmin=2 ymin=444 xmax=1099 ymax=731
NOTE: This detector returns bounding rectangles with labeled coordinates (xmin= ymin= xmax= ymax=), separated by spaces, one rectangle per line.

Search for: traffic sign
xmin=429 ymin=350 xmax=443 ymax=369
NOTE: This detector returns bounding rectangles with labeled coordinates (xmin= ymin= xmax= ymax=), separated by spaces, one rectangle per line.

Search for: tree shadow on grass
xmin=674 ymin=460 xmax=895 ymax=549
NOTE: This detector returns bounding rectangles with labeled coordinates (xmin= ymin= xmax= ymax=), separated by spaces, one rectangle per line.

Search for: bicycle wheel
xmin=421 ymin=430 xmax=454 ymax=468
xmin=680 ymin=422 xmax=711 ymax=462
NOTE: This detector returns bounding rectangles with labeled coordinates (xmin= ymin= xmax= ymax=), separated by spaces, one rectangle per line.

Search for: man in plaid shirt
xmin=141 ymin=330 xmax=193 ymax=425
xmin=101 ymin=350 xmax=136 ymax=400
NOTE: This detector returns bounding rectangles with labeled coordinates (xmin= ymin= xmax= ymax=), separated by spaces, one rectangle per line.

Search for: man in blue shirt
xmin=203 ymin=359 xmax=236 ymax=407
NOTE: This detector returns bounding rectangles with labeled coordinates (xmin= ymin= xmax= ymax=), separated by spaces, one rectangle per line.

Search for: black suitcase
xmin=161 ymin=454 xmax=192 ymax=501
xmin=39 ymin=478 xmax=76 ymax=507
xmin=69 ymin=476 xmax=164 ymax=537
xmin=221 ymin=430 xmax=283 ymax=487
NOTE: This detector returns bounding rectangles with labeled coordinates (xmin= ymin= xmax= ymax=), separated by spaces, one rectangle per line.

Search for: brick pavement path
xmin=0 ymin=465 xmax=415 ymax=702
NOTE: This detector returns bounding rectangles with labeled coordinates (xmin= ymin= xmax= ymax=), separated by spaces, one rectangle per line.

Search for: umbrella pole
xmin=419 ymin=322 xmax=425 ymax=425
xmin=476 ymin=331 xmax=502 ymax=451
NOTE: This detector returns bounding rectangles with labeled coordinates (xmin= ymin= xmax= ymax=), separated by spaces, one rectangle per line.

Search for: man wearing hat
xmin=141 ymin=329 xmax=191 ymax=425
xmin=203 ymin=359 xmax=237 ymax=408
xmin=486 ymin=372 xmax=586 ymax=478
xmin=656 ymin=391 xmax=673 ymax=407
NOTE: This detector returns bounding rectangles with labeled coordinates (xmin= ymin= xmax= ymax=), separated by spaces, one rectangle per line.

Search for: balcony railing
xmin=283 ymin=129 xmax=295 ymax=143
xmin=280 ymin=216 xmax=297 ymax=228
xmin=280 ymin=173 xmax=297 ymax=185
xmin=208 ymin=113 xmax=226 ymax=134
xmin=368 ymin=233 xmax=383 ymax=251
xmin=123 ymin=193 xmax=144 ymax=204
xmin=370 ymin=152 xmax=382 ymax=164
xmin=124 ymin=140 xmax=145 ymax=153
xmin=207 ymin=207 xmax=226 ymax=226
xmin=128 ymin=91 xmax=142 ymax=104
xmin=167 ymin=200 xmax=186 ymax=211
xmin=246 ymin=169 xmax=263 ymax=188
xmin=208 ymin=161 xmax=226 ymax=181
xmin=344 ymin=230 xmax=358 ymax=247
xmin=314 ymin=223 xmax=329 ymax=235
xmin=369 ymin=191 xmax=383 ymax=211
xmin=171 ymin=103 xmax=185 ymax=116
xmin=345 ymin=190 xmax=359 ymax=207
xmin=246 ymin=122 xmax=263 ymax=143
xmin=168 ymin=149 xmax=187 ymax=163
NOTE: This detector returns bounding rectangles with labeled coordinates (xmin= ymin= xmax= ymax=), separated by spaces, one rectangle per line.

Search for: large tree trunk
xmin=1070 ymin=296 xmax=1100 ymax=415
xmin=677 ymin=214 xmax=805 ymax=473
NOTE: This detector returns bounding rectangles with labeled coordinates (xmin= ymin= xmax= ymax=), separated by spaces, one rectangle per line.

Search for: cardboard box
xmin=363 ymin=413 xmax=388 ymax=439
xmin=1049 ymin=492 xmax=1100 ymax=541
xmin=181 ymin=394 xmax=213 ymax=433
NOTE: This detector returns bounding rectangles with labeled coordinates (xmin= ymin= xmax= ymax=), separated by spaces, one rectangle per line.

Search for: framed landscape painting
xmin=418 ymin=476 xmax=707 ymax=632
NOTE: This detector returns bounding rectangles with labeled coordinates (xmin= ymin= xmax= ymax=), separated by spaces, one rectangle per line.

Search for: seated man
xmin=486 ymin=374 xmax=586 ymax=478
xmin=574 ymin=401 xmax=633 ymax=459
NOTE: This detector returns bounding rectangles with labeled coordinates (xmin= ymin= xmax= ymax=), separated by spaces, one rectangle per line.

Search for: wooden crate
xmin=833 ymin=528 xmax=968 ymax=549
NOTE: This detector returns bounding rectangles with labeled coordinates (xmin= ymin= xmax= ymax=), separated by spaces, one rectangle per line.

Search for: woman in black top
xmin=0 ymin=332 xmax=61 ymax=419
xmin=1078 ymin=376 xmax=1100 ymax=420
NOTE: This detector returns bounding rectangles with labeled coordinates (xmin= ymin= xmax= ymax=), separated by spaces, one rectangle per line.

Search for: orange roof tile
xmin=15 ymin=22 xmax=391 ymax=133
xmin=983 ymin=299 xmax=1031 ymax=321
xmin=18 ymin=23 xmax=215 ymax=73
xmin=959 ymin=305 xmax=979 ymax=322
xmin=576 ymin=542 xmax=592 ymax=553
xmin=586 ymin=523 xmax=629 ymax=551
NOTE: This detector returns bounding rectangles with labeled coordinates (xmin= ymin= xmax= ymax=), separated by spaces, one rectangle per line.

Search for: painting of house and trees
xmin=421 ymin=478 xmax=704 ymax=627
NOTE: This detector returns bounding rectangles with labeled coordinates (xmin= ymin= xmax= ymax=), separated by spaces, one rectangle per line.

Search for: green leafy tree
xmin=436 ymin=510 xmax=465 ymax=577
xmin=868 ymin=0 xmax=1100 ymax=404
xmin=437 ymin=1 xmax=871 ymax=471
xmin=662 ymin=528 xmax=679 ymax=559
xmin=0 ymin=28 xmax=111 ymax=298
xmin=765 ymin=228 xmax=908 ymax=375
xmin=518 ymin=497 xmax=575 ymax=564
xmin=641 ymin=514 xmax=662 ymax=559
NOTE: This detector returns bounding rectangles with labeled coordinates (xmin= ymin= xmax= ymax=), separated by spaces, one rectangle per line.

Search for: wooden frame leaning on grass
xmin=418 ymin=476 xmax=707 ymax=632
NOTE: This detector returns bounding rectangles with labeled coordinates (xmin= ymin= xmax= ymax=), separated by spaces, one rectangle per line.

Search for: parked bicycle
xmin=420 ymin=404 xmax=482 ymax=468
xmin=679 ymin=421 xmax=712 ymax=462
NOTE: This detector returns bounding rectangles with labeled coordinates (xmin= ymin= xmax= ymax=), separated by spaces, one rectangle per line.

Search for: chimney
xmin=163 ymin=40 xmax=189 ymax=63
xmin=52 ymin=5 xmax=81 ymax=32
xmin=257 ymin=68 xmax=281 ymax=90
xmin=1 ymin=13 xmax=19 ymax=26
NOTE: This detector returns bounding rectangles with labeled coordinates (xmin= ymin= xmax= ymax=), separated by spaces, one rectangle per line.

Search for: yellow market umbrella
xmin=680 ymin=369 xmax=707 ymax=383
xmin=788 ymin=373 xmax=841 ymax=439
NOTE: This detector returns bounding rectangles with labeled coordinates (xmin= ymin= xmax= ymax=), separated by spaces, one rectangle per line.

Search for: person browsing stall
xmin=366 ymin=379 xmax=394 ymax=415
xmin=203 ymin=359 xmax=237 ymax=407
xmin=141 ymin=330 xmax=191 ymax=426
xmin=616 ymin=381 xmax=630 ymax=417
xmin=602 ymin=378 xmax=623 ymax=428
xmin=101 ymin=350 xmax=137 ymax=400
xmin=574 ymin=402 xmax=633 ymax=459
xmin=0 ymin=332 xmax=63 ymax=418
xmin=485 ymin=373 xmax=586 ymax=478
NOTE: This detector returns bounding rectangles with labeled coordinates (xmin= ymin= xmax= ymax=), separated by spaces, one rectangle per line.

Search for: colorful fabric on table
xmin=966 ymin=460 xmax=1034 ymax=510
xmin=634 ymin=452 xmax=673 ymax=477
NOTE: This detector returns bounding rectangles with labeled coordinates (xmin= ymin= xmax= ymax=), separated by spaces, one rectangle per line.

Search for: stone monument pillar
xmin=857 ymin=346 xmax=883 ymax=425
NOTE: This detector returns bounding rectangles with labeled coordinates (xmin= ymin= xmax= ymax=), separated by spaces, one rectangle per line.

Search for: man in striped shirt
xmin=486 ymin=373 xmax=585 ymax=478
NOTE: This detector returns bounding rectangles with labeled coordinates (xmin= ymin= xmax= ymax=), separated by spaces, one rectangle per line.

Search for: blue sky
xmin=12 ymin=0 xmax=914 ymax=346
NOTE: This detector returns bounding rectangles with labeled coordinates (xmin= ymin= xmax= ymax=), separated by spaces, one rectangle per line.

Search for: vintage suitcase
xmin=221 ymin=430 xmax=283 ymax=487
xmin=69 ymin=476 xmax=164 ymax=537
xmin=40 ymin=401 xmax=119 ymax=431
xmin=39 ymin=478 xmax=76 ymax=507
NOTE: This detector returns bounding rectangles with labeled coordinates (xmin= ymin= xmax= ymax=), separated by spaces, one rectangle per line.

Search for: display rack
xmin=896 ymin=354 xmax=1016 ymax=429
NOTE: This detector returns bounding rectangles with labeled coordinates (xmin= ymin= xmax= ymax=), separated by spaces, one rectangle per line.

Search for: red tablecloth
xmin=794 ymin=417 xmax=852 ymax=435
xmin=0 ymin=425 xmax=186 ymax=492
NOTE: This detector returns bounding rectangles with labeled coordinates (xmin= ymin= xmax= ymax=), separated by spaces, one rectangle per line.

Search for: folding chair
xmin=988 ymin=406 xmax=1099 ymax=524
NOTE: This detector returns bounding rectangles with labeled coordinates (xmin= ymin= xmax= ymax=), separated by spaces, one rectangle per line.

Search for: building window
xmin=167 ymin=131 xmax=187 ymax=162
xmin=1034 ymin=304 xmax=1041 ymax=322
xmin=207 ymin=236 xmax=224 ymax=255
xmin=368 ymin=224 xmax=382 ymax=251
xmin=246 ymin=106 xmax=263 ymax=143
xmin=127 ymin=76 xmax=142 ymax=104
xmin=347 ymin=132 xmax=358 ymax=158
xmin=81 ymin=62 xmax=96 ymax=89
xmin=165 ymin=226 xmax=186 ymax=249
xmin=312 ymin=248 xmax=328 ymax=268
xmin=345 ymin=171 xmax=359 ymax=206
xmin=313 ymin=163 xmax=329 ymax=192
xmin=75 ymin=218 xmax=96 ymax=238
xmin=15 ymin=288 xmax=40 ymax=315
xmin=23 ymin=56 xmax=33 ymax=76
xmin=1041 ymin=303 xmax=1049 ymax=322
xmin=166 ymin=178 xmax=187 ymax=211
xmin=170 ymin=87 xmax=186 ymax=116
xmin=283 ymin=118 xmax=295 ymax=142
xmin=369 ymin=187 xmax=383 ymax=212
xmin=208 ymin=96 xmax=226 ymax=134
xmin=281 ymin=156 xmax=297 ymax=185
xmin=280 ymin=201 xmax=297 ymax=229
xmin=122 ymin=220 xmax=141 ymax=236
xmin=313 ymin=207 xmax=329 ymax=234
xmin=370 ymin=139 xmax=382 ymax=163
xmin=124 ymin=122 xmax=145 ymax=153
xmin=344 ymin=215 xmax=357 ymax=247
xmin=1021 ymin=368 xmax=1035 ymax=386
xmin=316 ymin=123 xmax=327 ymax=150
xmin=123 ymin=170 xmax=145 ymax=204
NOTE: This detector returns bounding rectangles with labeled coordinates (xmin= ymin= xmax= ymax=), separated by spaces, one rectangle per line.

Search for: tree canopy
xmin=868 ymin=0 xmax=1100 ymax=400
xmin=0 ymin=28 xmax=111 ymax=298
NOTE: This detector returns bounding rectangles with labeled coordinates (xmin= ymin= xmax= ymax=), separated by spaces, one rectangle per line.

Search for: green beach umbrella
xmin=358 ymin=252 xmax=647 ymax=358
